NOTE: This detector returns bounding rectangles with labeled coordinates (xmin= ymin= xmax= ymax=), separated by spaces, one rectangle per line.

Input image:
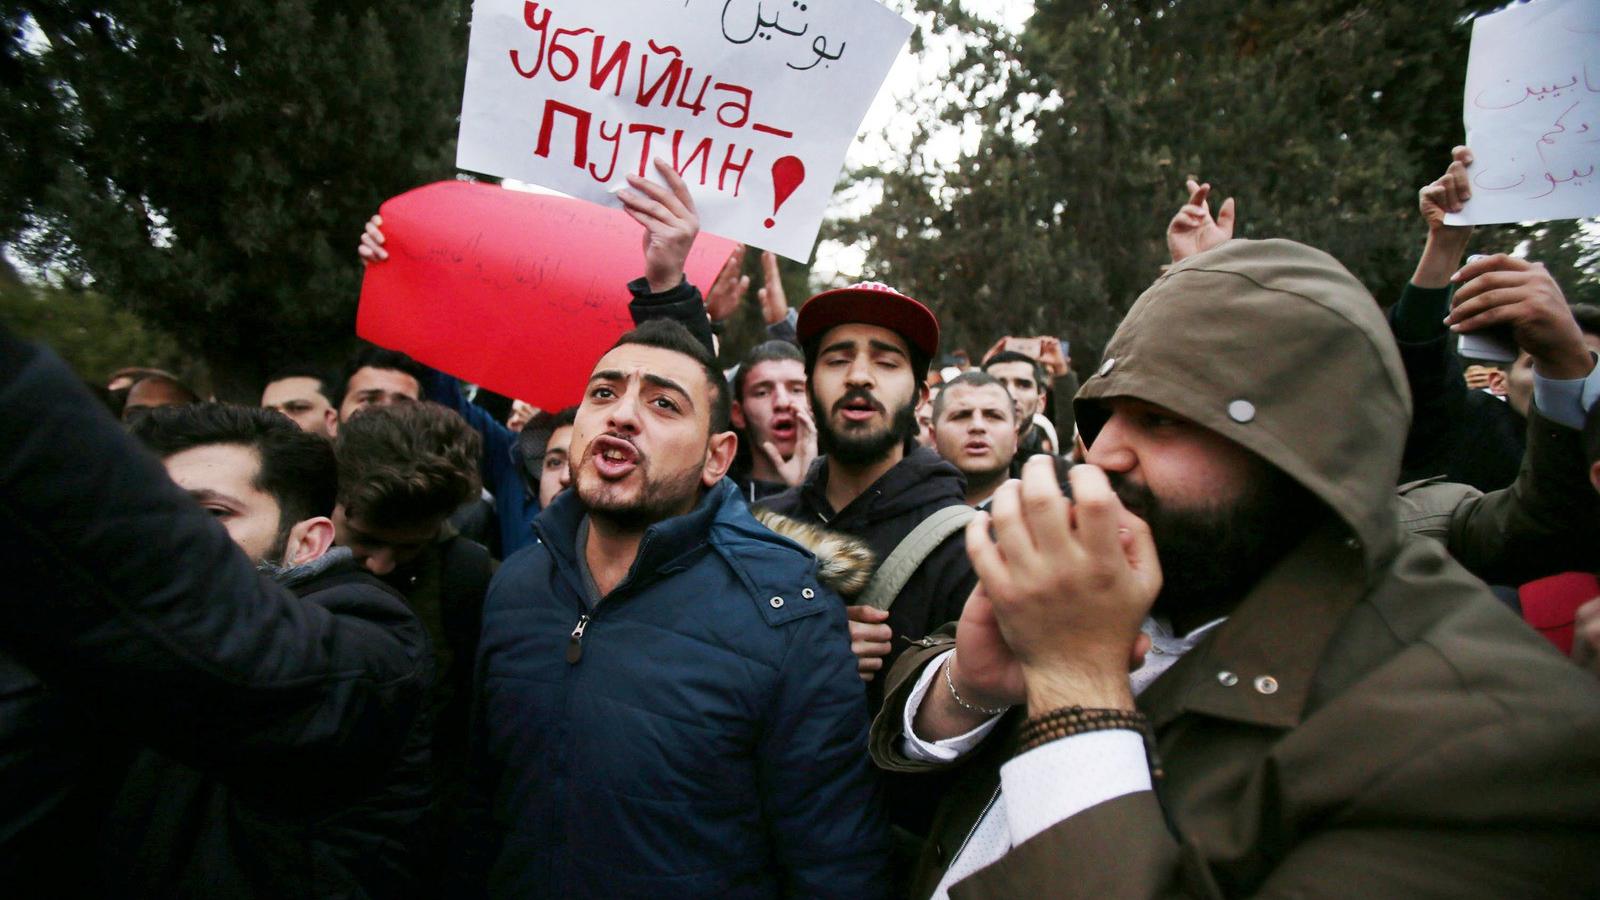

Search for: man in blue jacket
xmin=466 ymin=315 xmax=890 ymax=898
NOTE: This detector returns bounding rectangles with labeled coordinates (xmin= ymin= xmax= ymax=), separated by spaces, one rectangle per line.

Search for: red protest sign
xmin=357 ymin=181 xmax=737 ymax=411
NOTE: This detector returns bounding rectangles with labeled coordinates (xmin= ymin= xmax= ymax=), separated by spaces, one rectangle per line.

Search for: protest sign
xmin=456 ymin=0 xmax=914 ymax=262
xmin=357 ymin=181 xmax=737 ymax=411
xmin=1446 ymin=0 xmax=1600 ymax=226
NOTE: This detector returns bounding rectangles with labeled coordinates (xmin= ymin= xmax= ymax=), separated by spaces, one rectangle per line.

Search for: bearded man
xmin=464 ymin=317 xmax=889 ymax=899
xmin=759 ymin=284 xmax=979 ymax=701
xmin=870 ymin=239 xmax=1600 ymax=899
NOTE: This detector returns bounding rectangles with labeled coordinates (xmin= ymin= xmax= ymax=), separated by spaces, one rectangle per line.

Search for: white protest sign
xmin=457 ymin=0 xmax=914 ymax=261
xmin=1446 ymin=0 xmax=1600 ymax=226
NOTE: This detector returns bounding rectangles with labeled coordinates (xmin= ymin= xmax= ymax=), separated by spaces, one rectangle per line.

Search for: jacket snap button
xmin=1344 ymin=537 xmax=1360 ymax=550
xmin=1254 ymin=675 xmax=1279 ymax=695
xmin=1216 ymin=671 xmax=1239 ymax=687
xmin=1098 ymin=357 xmax=1116 ymax=377
xmin=1227 ymin=399 xmax=1256 ymax=423
xmin=802 ymin=588 xmax=815 ymax=599
xmin=769 ymin=596 xmax=785 ymax=608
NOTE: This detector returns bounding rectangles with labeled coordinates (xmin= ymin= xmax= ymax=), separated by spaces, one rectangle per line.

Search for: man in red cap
xmin=759 ymin=282 xmax=978 ymax=704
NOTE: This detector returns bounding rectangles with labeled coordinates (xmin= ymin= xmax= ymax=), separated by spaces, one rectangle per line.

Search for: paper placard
xmin=1446 ymin=0 xmax=1600 ymax=225
xmin=456 ymin=0 xmax=913 ymax=261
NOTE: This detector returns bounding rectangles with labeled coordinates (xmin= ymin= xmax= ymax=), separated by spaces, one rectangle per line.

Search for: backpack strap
xmin=858 ymin=505 xmax=977 ymax=613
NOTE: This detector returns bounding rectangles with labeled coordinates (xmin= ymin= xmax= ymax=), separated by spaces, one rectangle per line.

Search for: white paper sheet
xmin=457 ymin=0 xmax=914 ymax=261
xmin=1446 ymin=0 xmax=1600 ymax=226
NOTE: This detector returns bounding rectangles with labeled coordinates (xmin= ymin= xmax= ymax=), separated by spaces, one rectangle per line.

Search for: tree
xmin=0 ymin=279 xmax=203 ymax=390
xmin=834 ymin=0 xmax=1598 ymax=377
xmin=2 ymin=2 xmax=467 ymax=399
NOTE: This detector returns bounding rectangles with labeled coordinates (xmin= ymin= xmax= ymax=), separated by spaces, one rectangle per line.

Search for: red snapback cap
xmin=795 ymin=282 xmax=941 ymax=374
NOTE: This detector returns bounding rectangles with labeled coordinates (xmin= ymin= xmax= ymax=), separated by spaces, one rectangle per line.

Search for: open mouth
xmin=963 ymin=440 xmax=991 ymax=455
xmin=590 ymin=435 xmax=640 ymax=480
xmin=769 ymin=416 xmax=797 ymax=440
xmin=838 ymin=395 xmax=881 ymax=423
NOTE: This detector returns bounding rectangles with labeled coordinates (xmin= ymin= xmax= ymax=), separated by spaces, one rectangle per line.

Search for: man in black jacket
xmin=0 ymin=331 xmax=432 ymax=898
xmin=759 ymin=284 xmax=979 ymax=702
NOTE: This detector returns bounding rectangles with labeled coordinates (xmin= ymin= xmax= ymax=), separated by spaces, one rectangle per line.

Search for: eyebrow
xmin=818 ymin=338 xmax=908 ymax=359
xmin=587 ymin=370 xmax=695 ymax=409
xmin=187 ymin=488 xmax=245 ymax=508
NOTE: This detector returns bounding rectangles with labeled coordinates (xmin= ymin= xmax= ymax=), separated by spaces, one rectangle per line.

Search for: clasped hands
xmin=952 ymin=456 xmax=1161 ymax=720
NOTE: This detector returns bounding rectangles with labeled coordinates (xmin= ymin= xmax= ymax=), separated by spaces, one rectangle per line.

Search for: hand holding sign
xmin=357 ymin=181 xmax=735 ymax=411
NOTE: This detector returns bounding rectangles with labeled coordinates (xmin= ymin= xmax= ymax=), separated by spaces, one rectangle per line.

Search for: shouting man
xmin=467 ymin=316 xmax=888 ymax=897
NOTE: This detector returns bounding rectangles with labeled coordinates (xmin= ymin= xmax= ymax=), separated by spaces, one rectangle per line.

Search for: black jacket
xmin=96 ymin=560 xmax=434 ymax=899
xmin=0 ymin=330 xmax=432 ymax=897
xmin=1389 ymin=291 xmax=1525 ymax=491
xmin=760 ymin=447 xmax=978 ymax=707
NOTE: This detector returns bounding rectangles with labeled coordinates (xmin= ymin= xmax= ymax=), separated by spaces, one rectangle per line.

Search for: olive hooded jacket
xmin=874 ymin=239 xmax=1600 ymax=899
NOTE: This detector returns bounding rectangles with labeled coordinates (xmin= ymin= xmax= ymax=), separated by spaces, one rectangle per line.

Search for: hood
xmin=1074 ymin=239 xmax=1411 ymax=573
xmin=803 ymin=446 xmax=969 ymax=526
xmin=754 ymin=509 xmax=876 ymax=597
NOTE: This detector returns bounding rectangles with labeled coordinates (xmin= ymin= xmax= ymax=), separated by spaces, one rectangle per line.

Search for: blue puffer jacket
xmin=470 ymin=478 xmax=890 ymax=899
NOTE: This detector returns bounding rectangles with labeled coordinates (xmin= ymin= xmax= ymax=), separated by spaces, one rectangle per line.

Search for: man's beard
xmin=1109 ymin=467 xmax=1321 ymax=635
xmin=812 ymin=385 xmax=918 ymax=467
xmin=575 ymin=436 xmax=704 ymax=532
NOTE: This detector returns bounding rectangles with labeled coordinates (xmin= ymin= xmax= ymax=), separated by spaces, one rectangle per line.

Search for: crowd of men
xmin=2 ymin=146 xmax=1599 ymax=899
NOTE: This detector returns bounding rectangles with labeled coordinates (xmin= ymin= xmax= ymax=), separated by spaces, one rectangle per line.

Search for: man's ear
xmin=324 ymin=407 xmax=339 ymax=437
xmin=730 ymin=399 xmax=748 ymax=431
xmin=284 ymin=516 xmax=336 ymax=566
xmin=1589 ymin=459 xmax=1600 ymax=497
xmin=702 ymin=431 xmax=739 ymax=486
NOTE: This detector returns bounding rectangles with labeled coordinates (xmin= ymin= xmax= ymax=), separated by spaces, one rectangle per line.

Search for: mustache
xmin=1106 ymin=472 xmax=1154 ymax=519
xmin=831 ymin=387 xmax=886 ymax=416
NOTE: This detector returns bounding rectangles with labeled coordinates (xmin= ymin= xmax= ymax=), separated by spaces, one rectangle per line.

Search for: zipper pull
xmin=566 ymin=614 xmax=591 ymax=664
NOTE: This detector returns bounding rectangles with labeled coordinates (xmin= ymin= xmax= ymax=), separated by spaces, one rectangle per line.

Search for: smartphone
xmin=1456 ymin=255 xmax=1518 ymax=363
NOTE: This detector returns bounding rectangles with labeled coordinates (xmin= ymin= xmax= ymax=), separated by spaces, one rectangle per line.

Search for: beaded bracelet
xmin=1014 ymin=705 xmax=1165 ymax=780
xmin=943 ymin=652 xmax=1011 ymax=717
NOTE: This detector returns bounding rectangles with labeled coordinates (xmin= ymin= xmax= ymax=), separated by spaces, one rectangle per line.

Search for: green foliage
xmin=836 ymin=0 xmax=1599 ymax=376
xmin=0 ymin=279 xmax=204 ymax=389
xmin=2 ymin=2 xmax=467 ymax=399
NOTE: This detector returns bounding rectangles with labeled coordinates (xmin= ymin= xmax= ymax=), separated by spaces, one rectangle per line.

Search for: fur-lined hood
xmin=754 ymin=509 xmax=876 ymax=598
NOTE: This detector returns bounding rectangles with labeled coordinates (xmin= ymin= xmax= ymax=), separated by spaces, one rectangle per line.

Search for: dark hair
xmin=132 ymin=403 xmax=338 ymax=538
xmin=335 ymin=402 xmax=482 ymax=527
xmin=341 ymin=345 xmax=428 ymax=404
xmin=734 ymin=340 xmax=805 ymax=402
xmin=932 ymin=370 xmax=1015 ymax=423
xmin=267 ymin=363 xmax=341 ymax=406
xmin=518 ymin=405 xmax=579 ymax=494
xmin=608 ymin=318 xmax=732 ymax=434
xmin=1570 ymin=303 xmax=1600 ymax=339
xmin=982 ymin=350 xmax=1047 ymax=389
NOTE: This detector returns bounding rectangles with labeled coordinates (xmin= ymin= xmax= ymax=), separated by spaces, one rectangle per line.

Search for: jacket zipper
xmin=566 ymin=613 xmax=591 ymax=664
xmin=565 ymin=530 xmax=656 ymax=665
xmin=949 ymin=785 xmax=1002 ymax=867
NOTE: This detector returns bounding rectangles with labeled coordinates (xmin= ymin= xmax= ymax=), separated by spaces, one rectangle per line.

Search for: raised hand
xmin=1448 ymin=255 xmax=1594 ymax=380
xmin=1166 ymin=178 xmax=1236 ymax=264
xmin=357 ymin=214 xmax=387 ymax=265
xmin=757 ymin=251 xmax=790 ymax=326
xmin=618 ymin=158 xmax=700 ymax=294
xmin=703 ymin=246 xmax=749 ymax=322
xmin=1419 ymin=146 xmax=1474 ymax=232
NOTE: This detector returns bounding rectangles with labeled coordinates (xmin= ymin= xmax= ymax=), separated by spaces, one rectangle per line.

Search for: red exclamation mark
xmin=765 ymin=156 xmax=805 ymax=228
